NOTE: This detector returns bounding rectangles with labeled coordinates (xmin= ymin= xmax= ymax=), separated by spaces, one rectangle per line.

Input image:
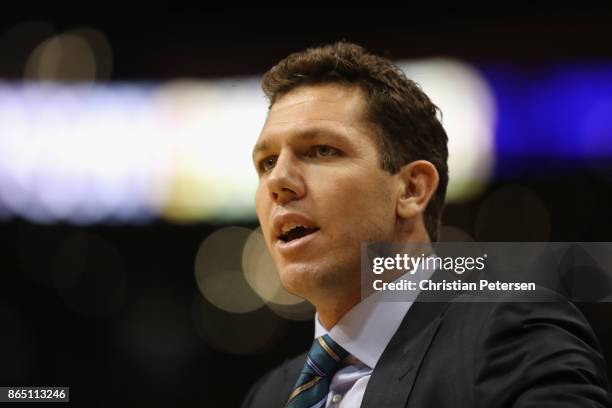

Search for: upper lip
xmin=272 ymin=212 xmax=319 ymax=241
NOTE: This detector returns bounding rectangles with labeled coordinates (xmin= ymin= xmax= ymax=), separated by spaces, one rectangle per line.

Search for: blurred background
xmin=1 ymin=7 xmax=611 ymax=407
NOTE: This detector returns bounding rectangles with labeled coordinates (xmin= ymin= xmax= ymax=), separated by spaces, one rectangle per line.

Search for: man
xmin=242 ymin=42 xmax=611 ymax=407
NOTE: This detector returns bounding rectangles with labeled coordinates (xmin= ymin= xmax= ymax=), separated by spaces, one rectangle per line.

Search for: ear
xmin=396 ymin=160 xmax=439 ymax=220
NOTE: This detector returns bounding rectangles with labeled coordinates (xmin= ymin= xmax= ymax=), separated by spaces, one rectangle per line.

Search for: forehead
xmin=256 ymin=83 xmax=370 ymax=146
xmin=270 ymin=83 xmax=367 ymax=120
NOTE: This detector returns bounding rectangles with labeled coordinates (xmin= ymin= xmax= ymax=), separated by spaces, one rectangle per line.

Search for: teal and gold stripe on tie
xmin=286 ymin=334 xmax=349 ymax=408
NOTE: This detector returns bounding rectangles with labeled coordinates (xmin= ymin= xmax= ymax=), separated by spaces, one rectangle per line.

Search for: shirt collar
xmin=314 ymin=256 xmax=435 ymax=369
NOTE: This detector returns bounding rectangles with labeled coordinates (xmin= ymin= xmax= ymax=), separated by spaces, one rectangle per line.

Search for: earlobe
xmin=396 ymin=160 xmax=439 ymax=220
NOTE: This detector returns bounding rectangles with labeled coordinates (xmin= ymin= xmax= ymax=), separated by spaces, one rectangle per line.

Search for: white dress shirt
xmin=315 ymin=262 xmax=435 ymax=407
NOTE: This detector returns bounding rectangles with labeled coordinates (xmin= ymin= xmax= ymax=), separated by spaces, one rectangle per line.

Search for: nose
xmin=265 ymin=152 xmax=305 ymax=205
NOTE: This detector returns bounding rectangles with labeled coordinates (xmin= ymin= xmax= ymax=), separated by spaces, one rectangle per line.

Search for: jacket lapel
xmin=361 ymin=269 xmax=461 ymax=408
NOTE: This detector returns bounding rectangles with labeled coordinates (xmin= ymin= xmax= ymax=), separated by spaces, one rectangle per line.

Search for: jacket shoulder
xmin=241 ymin=352 xmax=306 ymax=408
xmin=465 ymin=289 xmax=612 ymax=407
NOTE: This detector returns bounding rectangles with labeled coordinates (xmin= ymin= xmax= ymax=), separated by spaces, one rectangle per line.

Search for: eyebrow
xmin=251 ymin=140 xmax=272 ymax=157
xmin=252 ymin=126 xmax=347 ymax=159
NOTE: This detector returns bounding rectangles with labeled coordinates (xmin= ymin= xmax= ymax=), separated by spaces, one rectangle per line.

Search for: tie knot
xmin=304 ymin=334 xmax=349 ymax=377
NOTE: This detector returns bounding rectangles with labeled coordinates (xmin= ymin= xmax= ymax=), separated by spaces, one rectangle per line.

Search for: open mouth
xmin=278 ymin=226 xmax=320 ymax=243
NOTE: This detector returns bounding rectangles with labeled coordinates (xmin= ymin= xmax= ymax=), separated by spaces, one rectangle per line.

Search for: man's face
xmin=253 ymin=83 xmax=399 ymax=301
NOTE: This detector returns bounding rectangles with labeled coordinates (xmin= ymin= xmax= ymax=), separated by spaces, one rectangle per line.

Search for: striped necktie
xmin=286 ymin=334 xmax=349 ymax=408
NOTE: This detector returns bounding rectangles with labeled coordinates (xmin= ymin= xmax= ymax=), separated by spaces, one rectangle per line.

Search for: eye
xmin=312 ymin=145 xmax=339 ymax=158
xmin=259 ymin=156 xmax=277 ymax=172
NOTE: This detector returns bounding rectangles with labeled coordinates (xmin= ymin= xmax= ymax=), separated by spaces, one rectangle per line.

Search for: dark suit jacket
xmin=241 ymin=287 xmax=612 ymax=407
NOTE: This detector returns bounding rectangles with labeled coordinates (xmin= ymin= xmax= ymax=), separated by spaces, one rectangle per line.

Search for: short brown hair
xmin=261 ymin=42 xmax=448 ymax=242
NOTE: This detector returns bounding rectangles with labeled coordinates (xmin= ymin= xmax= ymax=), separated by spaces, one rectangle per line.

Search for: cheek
xmin=254 ymin=186 xmax=268 ymax=220
xmin=343 ymin=175 xmax=395 ymax=214
xmin=316 ymin=175 xmax=396 ymax=238
xmin=255 ymin=188 xmax=274 ymax=240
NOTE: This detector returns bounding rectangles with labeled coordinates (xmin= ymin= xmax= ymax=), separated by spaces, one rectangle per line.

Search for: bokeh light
xmin=242 ymin=227 xmax=314 ymax=320
xmin=0 ymin=58 xmax=494 ymax=224
xmin=68 ymin=27 xmax=113 ymax=81
xmin=0 ymin=79 xmax=264 ymax=224
xmin=580 ymin=100 xmax=612 ymax=184
xmin=192 ymin=291 xmax=285 ymax=355
xmin=24 ymin=33 xmax=98 ymax=82
xmin=194 ymin=226 xmax=264 ymax=313
xmin=399 ymin=59 xmax=496 ymax=203
xmin=0 ymin=82 xmax=165 ymax=224
xmin=22 ymin=26 xmax=112 ymax=83
xmin=152 ymin=79 xmax=265 ymax=222
xmin=242 ymin=227 xmax=303 ymax=305
xmin=268 ymin=301 xmax=315 ymax=322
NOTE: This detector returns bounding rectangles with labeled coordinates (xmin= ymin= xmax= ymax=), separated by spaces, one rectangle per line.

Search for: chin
xmin=278 ymin=262 xmax=319 ymax=297
xmin=278 ymin=260 xmax=354 ymax=300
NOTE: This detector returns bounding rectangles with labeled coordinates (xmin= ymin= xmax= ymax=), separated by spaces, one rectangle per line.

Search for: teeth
xmin=281 ymin=223 xmax=306 ymax=234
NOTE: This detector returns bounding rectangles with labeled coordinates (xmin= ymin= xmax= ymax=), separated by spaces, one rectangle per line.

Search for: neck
xmin=314 ymin=292 xmax=361 ymax=330
xmin=309 ymin=229 xmax=432 ymax=330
